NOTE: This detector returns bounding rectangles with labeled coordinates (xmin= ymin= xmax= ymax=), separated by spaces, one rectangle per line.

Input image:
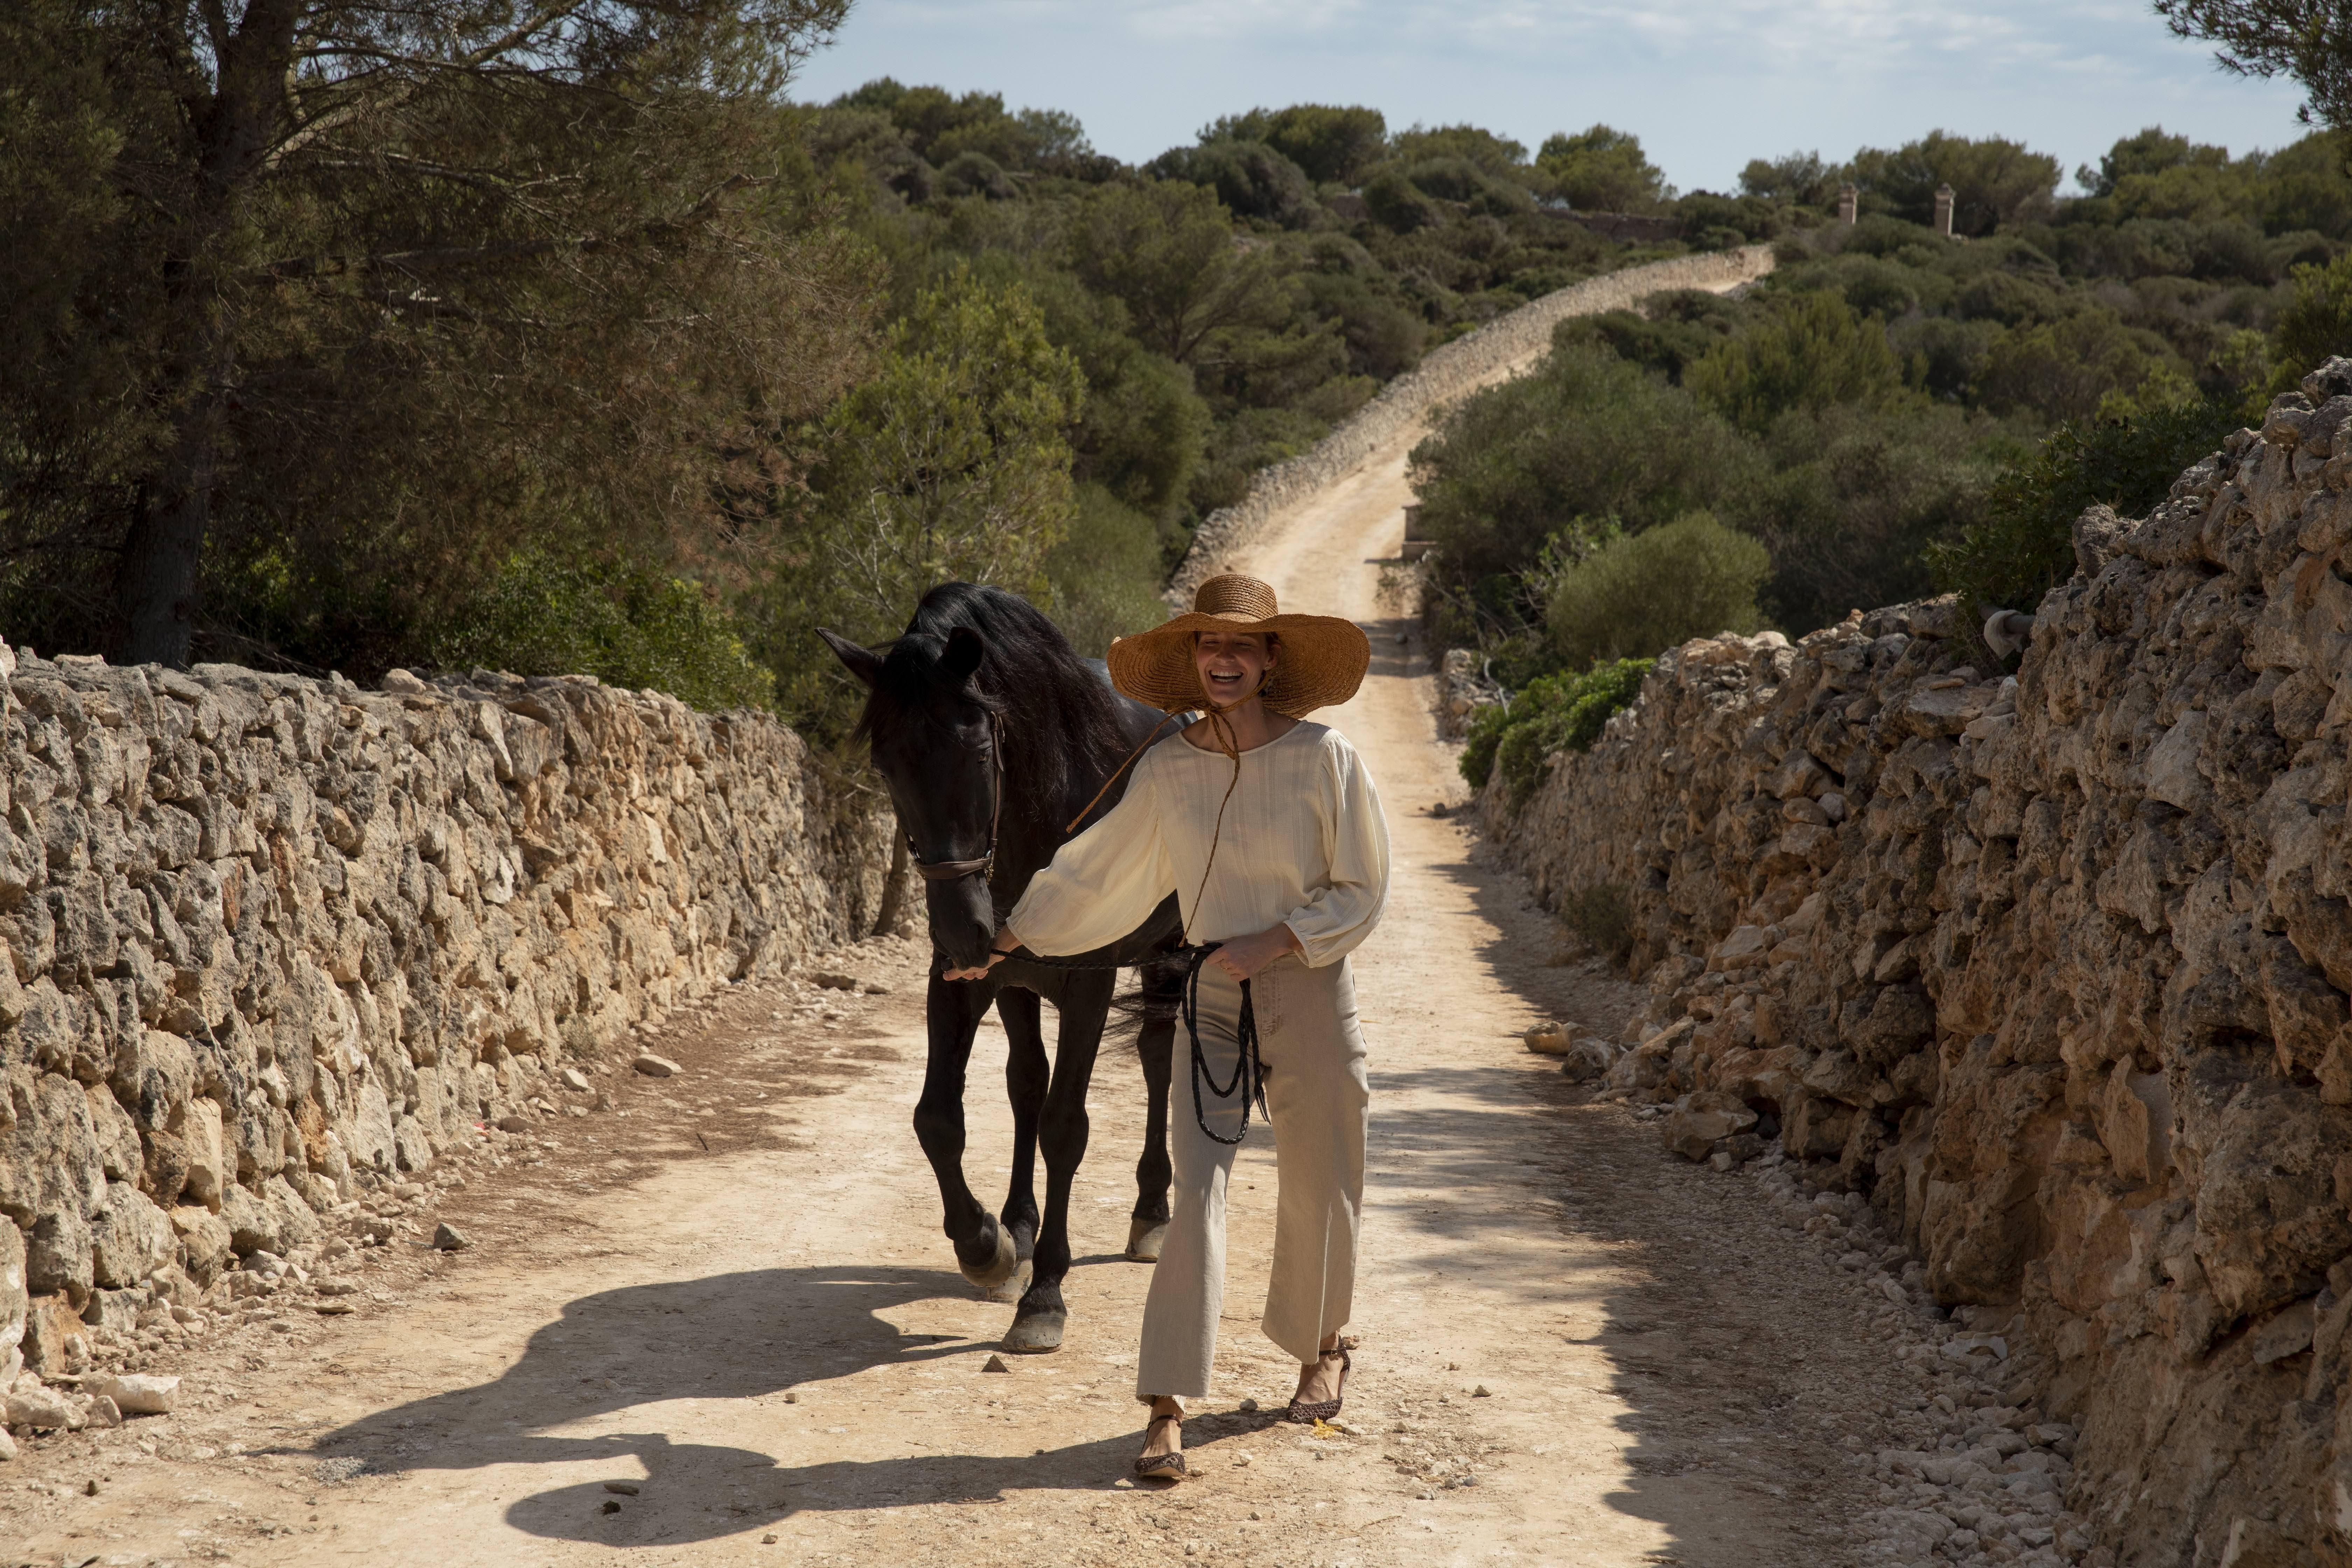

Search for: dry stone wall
xmin=0 ymin=656 xmax=894 ymax=1387
xmin=1483 ymin=360 xmax=2352 ymax=1567
xmin=1169 ymin=245 xmax=1775 ymax=603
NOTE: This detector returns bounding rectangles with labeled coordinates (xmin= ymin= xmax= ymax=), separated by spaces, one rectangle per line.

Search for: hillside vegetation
xmin=1428 ymin=126 xmax=2352 ymax=784
xmin=14 ymin=2 xmax=2352 ymax=753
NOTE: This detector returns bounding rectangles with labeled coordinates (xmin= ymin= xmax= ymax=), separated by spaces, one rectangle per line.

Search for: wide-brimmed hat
xmin=1107 ymin=574 xmax=1370 ymax=718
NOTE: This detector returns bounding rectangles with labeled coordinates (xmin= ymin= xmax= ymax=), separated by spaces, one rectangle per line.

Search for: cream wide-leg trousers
xmin=1135 ymin=953 xmax=1370 ymax=1401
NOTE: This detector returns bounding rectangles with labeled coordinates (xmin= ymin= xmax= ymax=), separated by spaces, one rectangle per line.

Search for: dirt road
xmin=2 ymin=284 xmax=1940 ymax=1568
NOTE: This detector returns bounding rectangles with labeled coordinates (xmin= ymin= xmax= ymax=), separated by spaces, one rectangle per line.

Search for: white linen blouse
xmin=1003 ymin=720 xmax=1390 ymax=967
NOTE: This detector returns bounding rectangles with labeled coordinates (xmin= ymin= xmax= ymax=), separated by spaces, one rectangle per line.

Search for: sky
xmin=789 ymin=0 xmax=2316 ymax=195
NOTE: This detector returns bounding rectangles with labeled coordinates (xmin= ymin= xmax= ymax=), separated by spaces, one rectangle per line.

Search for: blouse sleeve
xmin=1281 ymin=734 xmax=1391 ymax=967
xmin=1003 ymin=752 xmax=1177 ymax=957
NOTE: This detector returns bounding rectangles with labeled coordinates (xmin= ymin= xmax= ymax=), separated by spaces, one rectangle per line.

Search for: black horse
xmin=820 ymin=583 xmax=1187 ymax=1353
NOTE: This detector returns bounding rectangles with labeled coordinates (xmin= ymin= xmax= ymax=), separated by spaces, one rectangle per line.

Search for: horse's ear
xmin=940 ymin=626 xmax=985 ymax=688
xmin=818 ymin=628 xmax=883 ymax=689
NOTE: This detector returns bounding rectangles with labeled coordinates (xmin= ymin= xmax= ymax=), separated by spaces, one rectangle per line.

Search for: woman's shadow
xmin=298 ymin=1265 xmax=1261 ymax=1543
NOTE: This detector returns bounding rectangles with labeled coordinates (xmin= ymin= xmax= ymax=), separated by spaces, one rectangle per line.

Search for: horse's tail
xmin=1109 ymin=951 xmax=1190 ymax=1049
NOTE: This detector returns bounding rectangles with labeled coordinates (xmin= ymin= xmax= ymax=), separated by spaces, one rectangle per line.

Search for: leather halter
xmin=909 ymin=711 xmax=1003 ymax=883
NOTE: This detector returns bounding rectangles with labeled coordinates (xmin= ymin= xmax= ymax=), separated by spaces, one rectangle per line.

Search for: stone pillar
xmin=1934 ymin=184 xmax=1956 ymax=237
xmin=1837 ymin=184 xmax=1858 ymax=225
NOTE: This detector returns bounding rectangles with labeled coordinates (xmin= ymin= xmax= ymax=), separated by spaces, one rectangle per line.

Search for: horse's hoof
xmin=958 ymin=1224 xmax=1020 ymax=1290
xmin=1001 ymin=1308 xmax=1067 ymax=1354
xmin=1125 ymin=1218 xmax=1169 ymax=1263
xmin=982 ymin=1257 xmax=1032 ymax=1305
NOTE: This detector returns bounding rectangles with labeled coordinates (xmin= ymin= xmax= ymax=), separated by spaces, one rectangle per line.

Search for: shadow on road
xmin=1357 ymin=774 xmax=1861 ymax=1562
xmin=300 ymin=1265 xmax=1262 ymax=1545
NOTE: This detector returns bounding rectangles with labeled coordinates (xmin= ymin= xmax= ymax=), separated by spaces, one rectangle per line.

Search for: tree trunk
xmin=107 ymin=0 xmax=303 ymax=666
xmin=109 ymin=348 xmax=229 ymax=668
xmin=873 ymin=836 xmax=911 ymax=937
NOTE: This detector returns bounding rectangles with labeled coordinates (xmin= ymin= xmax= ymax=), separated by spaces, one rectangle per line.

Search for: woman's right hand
xmin=943 ymin=926 xmax=1021 ymax=983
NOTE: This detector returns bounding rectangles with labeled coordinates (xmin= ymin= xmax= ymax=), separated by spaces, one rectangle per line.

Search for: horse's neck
xmin=993 ymin=719 xmax=1128 ymax=893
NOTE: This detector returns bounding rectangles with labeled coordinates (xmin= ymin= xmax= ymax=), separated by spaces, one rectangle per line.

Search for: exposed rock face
xmin=0 ymin=656 xmax=894 ymax=1368
xmin=1486 ymin=362 xmax=2352 ymax=1564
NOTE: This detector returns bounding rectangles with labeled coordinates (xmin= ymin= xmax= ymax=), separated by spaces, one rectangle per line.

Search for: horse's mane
xmin=856 ymin=583 xmax=1134 ymax=828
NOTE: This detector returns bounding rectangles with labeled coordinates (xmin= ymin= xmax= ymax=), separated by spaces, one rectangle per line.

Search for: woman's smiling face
xmin=1194 ymin=627 xmax=1277 ymax=708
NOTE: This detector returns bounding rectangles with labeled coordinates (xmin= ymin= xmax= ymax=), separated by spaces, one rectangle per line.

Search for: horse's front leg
xmin=916 ymin=968 xmax=1020 ymax=1289
xmin=1127 ymin=957 xmax=1183 ymax=1262
xmin=1004 ymin=968 xmax=1112 ymax=1353
xmin=992 ymin=986 xmax=1049 ymax=1304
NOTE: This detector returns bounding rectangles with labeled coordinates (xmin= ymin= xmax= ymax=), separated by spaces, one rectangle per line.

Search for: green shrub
xmin=1547 ymin=512 xmax=1770 ymax=667
xmin=1974 ymin=309 xmax=2184 ymax=425
xmin=1364 ymin=166 xmax=1441 ymax=233
xmin=1686 ymin=290 xmax=1906 ymax=433
xmin=1460 ymin=657 xmax=1653 ymax=799
xmin=1735 ymin=401 xmax=2017 ymax=637
xmin=1559 ymin=882 xmax=1636 ymax=962
xmin=1044 ymin=484 xmax=1171 ymax=656
xmin=428 ymin=552 xmax=776 ymax=712
xmin=1926 ymin=397 xmax=2245 ymax=625
xmin=1553 ymin=289 xmax=1742 ymax=383
xmin=1409 ymin=344 xmax=1758 ymax=621
xmin=2269 ymin=251 xmax=2352 ymax=397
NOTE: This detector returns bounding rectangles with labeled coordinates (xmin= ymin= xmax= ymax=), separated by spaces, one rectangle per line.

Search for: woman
xmin=945 ymin=573 xmax=1390 ymax=1482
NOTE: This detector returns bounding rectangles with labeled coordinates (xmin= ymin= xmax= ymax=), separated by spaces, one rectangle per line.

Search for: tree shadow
xmin=1345 ymin=794 xmax=1874 ymax=1561
xmin=295 ymin=1265 xmax=1268 ymax=1545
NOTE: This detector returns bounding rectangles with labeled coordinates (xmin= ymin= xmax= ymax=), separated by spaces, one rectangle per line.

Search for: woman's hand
xmin=943 ymin=926 xmax=1022 ymax=983
xmin=1210 ymin=923 xmax=1301 ymax=982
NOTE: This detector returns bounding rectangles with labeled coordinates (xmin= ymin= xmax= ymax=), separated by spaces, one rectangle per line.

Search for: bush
xmin=1553 ymin=289 xmax=1742 ymax=383
xmin=1547 ymin=512 xmax=1770 ymax=666
xmin=428 ymin=552 xmax=776 ymax=712
xmin=1043 ymin=485 xmax=1171 ymax=657
xmin=1559 ymin=883 xmax=1636 ymax=962
xmin=1975 ymin=309 xmax=2184 ymax=424
xmin=1735 ymin=401 xmax=2017 ymax=636
xmin=1364 ymin=166 xmax=1441 ymax=233
xmin=1926 ymin=397 xmax=2246 ymax=624
xmin=2271 ymin=252 xmax=2352 ymax=391
xmin=1686 ymin=290 xmax=1905 ymax=433
xmin=1409 ymin=343 xmax=1758 ymax=617
xmin=1460 ymin=657 xmax=1653 ymax=799
xmin=1199 ymin=104 xmax=1388 ymax=186
xmin=1148 ymin=139 xmax=1316 ymax=228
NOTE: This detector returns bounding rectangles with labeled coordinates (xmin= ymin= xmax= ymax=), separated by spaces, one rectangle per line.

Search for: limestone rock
xmin=20 ymin=1298 xmax=88 ymax=1378
xmin=89 ymin=1372 xmax=179 ymax=1415
xmin=4 ymin=1380 xmax=75 ymax=1430
xmin=0 ymin=1221 xmax=23 ymax=1379
xmin=1661 ymin=1091 xmax=1758 ymax=1162
xmin=169 ymin=1206 xmax=232 ymax=1284
xmin=632 ymin=1054 xmax=682 ymax=1078
xmin=173 ymin=1097 xmax=226 ymax=1210
xmin=88 ymin=1183 xmax=175 ymax=1289
xmin=1522 ymin=1022 xmax=1574 ymax=1055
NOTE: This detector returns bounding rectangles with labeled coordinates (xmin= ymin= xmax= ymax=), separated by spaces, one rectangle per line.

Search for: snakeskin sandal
xmin=1133 ymin=1413 xmax=1189 ymax=1482
xmin=1284 ymin=1346 xmax=1351 ymax=1424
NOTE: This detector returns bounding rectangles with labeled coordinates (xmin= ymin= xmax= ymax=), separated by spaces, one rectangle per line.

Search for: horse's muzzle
xmin=925 ymin=878 xmax=996 ymax=973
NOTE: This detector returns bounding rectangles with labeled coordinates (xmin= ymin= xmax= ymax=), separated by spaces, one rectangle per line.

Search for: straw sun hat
xmin=1107 ymin=574 xmax=1370 ymax=718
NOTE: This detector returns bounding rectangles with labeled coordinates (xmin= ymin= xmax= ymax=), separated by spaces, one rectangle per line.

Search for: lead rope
xmin=1182 ymin=945 xmax=1266 ymax=1146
